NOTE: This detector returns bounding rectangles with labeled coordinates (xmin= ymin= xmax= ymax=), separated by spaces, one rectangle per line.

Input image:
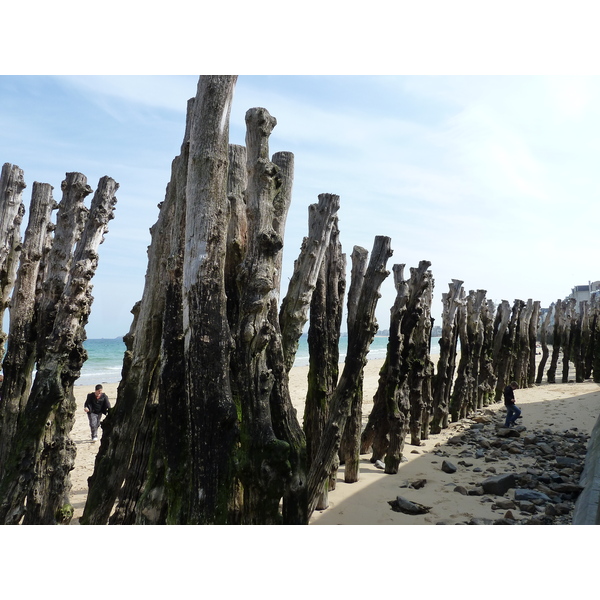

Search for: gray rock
xmin=497 ymin=428 xmax=521 ymax=438
xmin=442 ymin=460 xmax=457 ymax=474
xmin=399 ymin=478 xmax=427 ymax=490
xmin=550 ymin=482 xmax=584 ymax=494
xmin=514 ymin=488 xmax=551 ymax=502
xmin=555 ymin=456 xmax=579 ymax=466
xmin=454 ymin=485 xmax=468 ymax=495
xmin=495 ymin=498 xmax=516 ymax=510
xmin=389 ymin=496 xmax=431 ymax=515
xmin=518 ymin=501 xmax=537 ymax=514
xmin=536 ymin=442 xmax=554 ymax=454
xmin=481 ymin=473 xmax=516 ymax=495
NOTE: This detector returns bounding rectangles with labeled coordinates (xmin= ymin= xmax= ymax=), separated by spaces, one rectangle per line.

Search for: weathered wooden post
xmin=307 ymin=236 xmax=392 ymax=515
xmin=360 ymin=263 xmax=407 ymax=462
xmin=450 ymin=289 xmax=486 ymax=421
xmin=0 ymin=163 xmax=26 ymax=356
xmin=493 ymin=299 xmax=523 ymax=401
xmin=528 ymin=300 xmax=541 ymax=386
xmin=304 ymin=217 xmax=345 ymax=509
xmin=561 ymin=298 xmax=577 ymax=383
xmin=406 ymin=263 xmax=434 ymax=445
xmin=279 ymin=193 xmax=340 ymax=372
xmin=547 ymin=299 xmax=563 ymax=384
xmin=477 ymin=299 xmax=497 ymax=407
xmin=83 ymin=101 xmax=194 ymax=525
xmin=338 ymin=245 xmax=369 ymax=482
xmin=512 ymin=299 xmax=533 ymax=388
xmin=0 ymin=174 xmax=117 ymax=525
xmin=0 ymin=181 xmax=55 ymax=473
xmin=430 ymin=279 xmax=463 ymax=433
xmin=536 ymin=304 xmax=553 ymax=384
xmin=573 ymin=301 xmax=587 ymax=383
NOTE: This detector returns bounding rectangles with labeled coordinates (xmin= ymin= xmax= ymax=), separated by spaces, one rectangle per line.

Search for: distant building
xmin=570 ymin=284 xmax=591 ymax=304
xmin=566 ymin=281 xmax=600 ymax=308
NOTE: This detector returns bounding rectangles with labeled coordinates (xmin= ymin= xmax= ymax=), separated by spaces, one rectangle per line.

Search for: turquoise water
xmin=79 ymin=338 xmax=126 ymax=386
xmin=79 ymin=335 xmax=444 ymax=386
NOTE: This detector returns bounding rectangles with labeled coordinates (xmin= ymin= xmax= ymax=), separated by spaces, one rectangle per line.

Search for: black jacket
xmin=503 ymin=385 xmax=515 ymax=406
xmin=84 ymin=392 xmax=111 ymax=415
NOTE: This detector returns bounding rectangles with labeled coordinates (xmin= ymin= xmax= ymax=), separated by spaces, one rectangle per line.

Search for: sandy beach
xmin=69 ymin=358 xmax=600 ymax=526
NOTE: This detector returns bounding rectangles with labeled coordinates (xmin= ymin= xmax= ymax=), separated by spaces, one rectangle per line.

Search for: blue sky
xmin=1 ymin=74 xmax=600 ymax=339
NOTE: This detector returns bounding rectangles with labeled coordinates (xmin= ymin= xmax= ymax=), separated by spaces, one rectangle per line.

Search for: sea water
xmin=79 ymin=335 xmax=445 ymax=386
xmin=79 ymin=338 xmax=127 ymax=386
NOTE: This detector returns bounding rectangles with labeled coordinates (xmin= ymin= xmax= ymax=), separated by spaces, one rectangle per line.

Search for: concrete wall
xmin=573 ymin=411 xmax=600 ymax=524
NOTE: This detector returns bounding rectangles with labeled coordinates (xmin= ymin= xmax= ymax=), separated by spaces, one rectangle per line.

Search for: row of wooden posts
xmin=357 ymin=278 xmax=600 ymax=491
xmin=0 ymin=163 xmax=117 ymax=524
xmin=1 ymin=75 xmax=599 ymax=525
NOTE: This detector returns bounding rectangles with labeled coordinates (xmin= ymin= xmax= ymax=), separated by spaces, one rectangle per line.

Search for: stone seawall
xmin=573 ymin=411 xmax=600 ymax=524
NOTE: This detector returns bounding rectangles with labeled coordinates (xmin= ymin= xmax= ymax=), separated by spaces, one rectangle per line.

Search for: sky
xmin=2 ymin=74 xmax=599 ymax=339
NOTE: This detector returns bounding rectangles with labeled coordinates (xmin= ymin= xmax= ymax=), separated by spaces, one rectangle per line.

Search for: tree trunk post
xmin=0 ymin=182 xmax=55 ymax=475
xmin=547 ymin=299 xmax=563 ymax=384
xmin=0 ymin=175 xmax=117 ymax=524
xmin=339 ymin=245 xmax=370 ymax=482
xmin=304 ymin=218 xmax=345 ymax=509
xmin=0 ymin=163 xmax=27 ymax=356
xmin=536 ymin=304 xmax=553 ymax=384
xmin=82 ymin=100 xmax=195 ymax=525
xmin=430 ymin=279 xmax=463 ymax=433
xmin=279 ymin=193 xmax=340 ymax=372
xmin=307 ymin=236 xmax=392 ymax=516
xmin=183 ymin=76 xmax=239 ymax=524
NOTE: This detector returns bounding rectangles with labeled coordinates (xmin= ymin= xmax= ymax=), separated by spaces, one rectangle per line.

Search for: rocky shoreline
xmin=395 ymin=408 xmax=589 ymax=525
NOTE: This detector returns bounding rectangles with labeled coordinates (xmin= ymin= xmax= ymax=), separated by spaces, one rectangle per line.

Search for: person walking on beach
xmin=84 ymin=384 xmax=110 ymax=442
xmin=503 ymin=381 xmax=521 ymax=427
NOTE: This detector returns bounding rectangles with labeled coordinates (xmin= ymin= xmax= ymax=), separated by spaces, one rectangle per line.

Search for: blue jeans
xmin=505 ymin=403 xmax=521 ymax=427
xmin=88 ymin=412 xmax=102 ymax=439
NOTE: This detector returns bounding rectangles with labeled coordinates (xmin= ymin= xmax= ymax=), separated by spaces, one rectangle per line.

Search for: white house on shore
xmin=568 ymin=281 xmax=600 ymax=305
